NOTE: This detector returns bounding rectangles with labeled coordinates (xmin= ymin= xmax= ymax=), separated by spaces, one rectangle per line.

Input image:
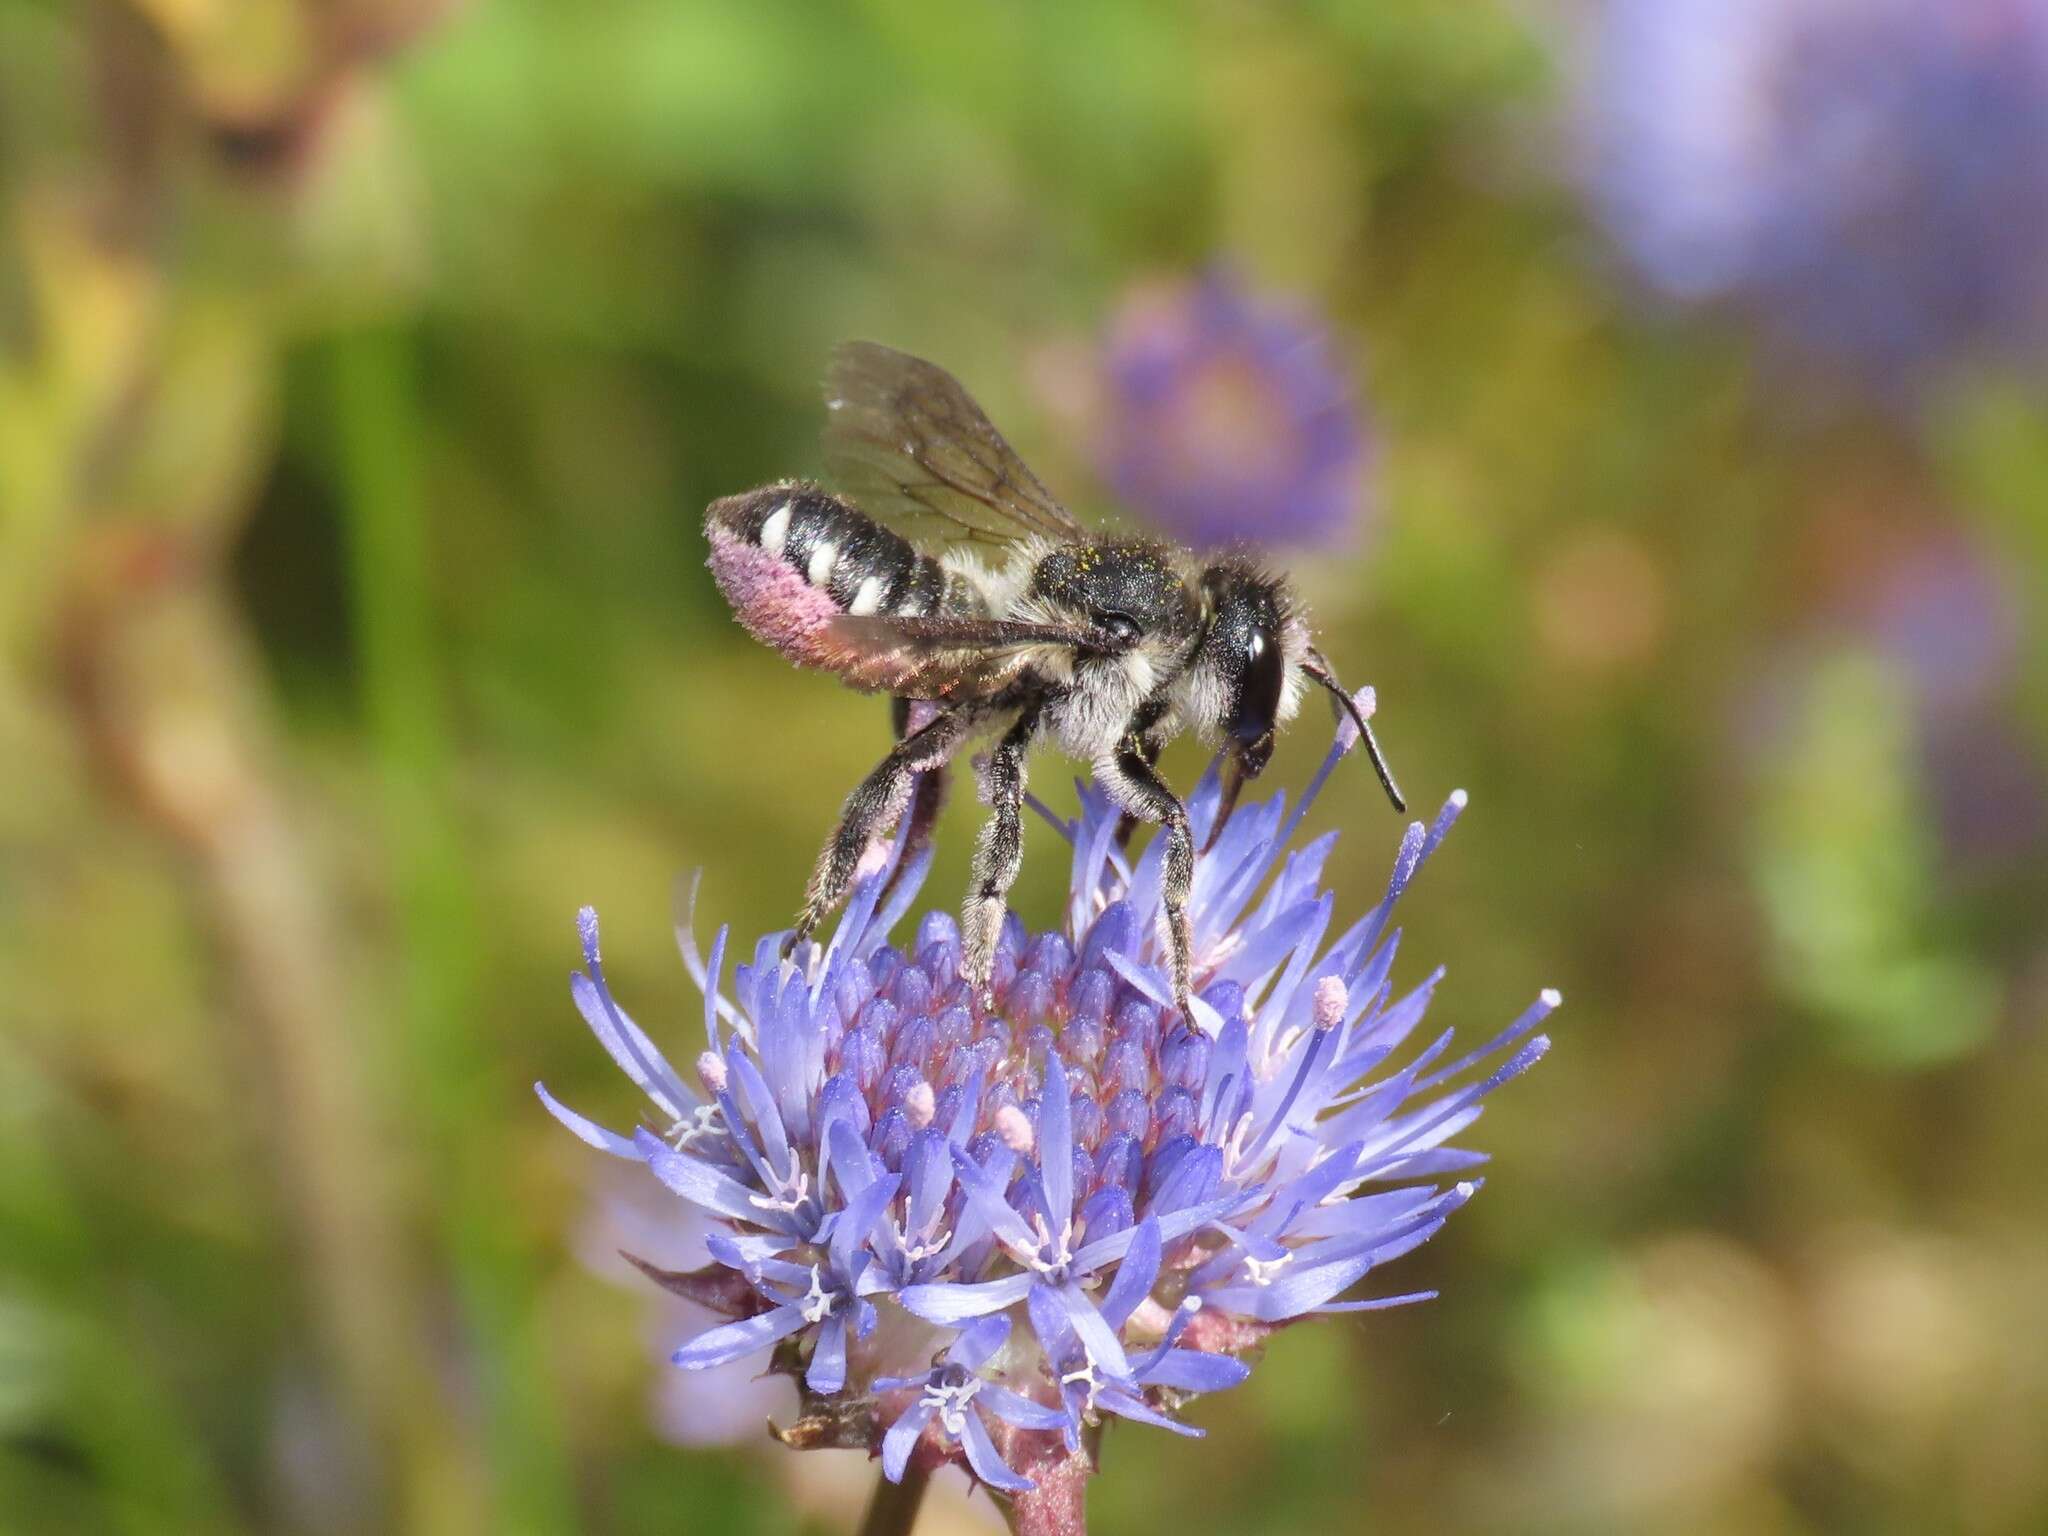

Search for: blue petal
xmin=1056 ymin=1281 xmax=1132 ymax=1383
xmin=724 ymin=1040 xmax=792 ymax=1181
xmin=1316 ymin=1288 xmax=1437 ymax=1315
xmin=1140 ymin=1348 xmax=1250 ymax=1393
xmin=671 ymin=1305 xmax=806 ymax=1368
xmin=1097 ymin=1216 xmax=1161 ymax=1332
xmin=632 ymin=1129 xmax=772 ymax=1224
xmin=1144 ymin=1143 xmax=1222 ymax=1219
xmin=534 ymin=1083 xmax=637 ymax=1159
xmin=948 ymin=1315 xmax=1012 ymax=1371
xmin=903 ymin=1130 xmax=955 ymax=1240
xmin=568 ymin=967 xmax=693 ymax=1123
xmin=704 ymin=1234 xmax=808 ymax=1289
xmin=806 ymin=1312 xmax=848 ymax=1394
xmin=1026 ymin=1283 xmax=1076 ymax=1365
xmin=826 ymin=1117 xmax=883 ymax=1199
xmin=898 ymin=1271 xmax=1035 ymax=1324
xmin=1099 ymin=1387 xmax=1202 ymax=1437
xmin=830 ymin=1169 xmax=903 ymax=1276
xmin=958 ymin=1408 xmax=1034 ymax=1493
xmin=882 ymin=1401 xmax=936 ymax=1482
xmin=977 ymin=1384 xmax=1072 ymax=1432
xmin=1038 ymin=1051 xmax=1074 ymax=1229
xmin=947 ymin=1144 xmax=1040 ymax=1254
xmin=1071 ymin=1189 xmax=1241 ymax=1275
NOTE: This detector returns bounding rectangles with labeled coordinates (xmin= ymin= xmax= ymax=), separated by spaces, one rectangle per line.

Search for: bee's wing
xmin=822 ymin=612 xmax=1108 ymax=699
xmin=823 ymin=341 xmax=1089 ymax=549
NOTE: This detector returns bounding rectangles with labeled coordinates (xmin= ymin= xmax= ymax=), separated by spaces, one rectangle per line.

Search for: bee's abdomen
xmin=707 ymin=482 xmax=947 ymax=620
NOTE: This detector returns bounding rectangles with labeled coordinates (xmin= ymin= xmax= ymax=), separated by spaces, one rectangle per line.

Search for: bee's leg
xmin=961 ymin=696 xmax=1045 ymax=1008
xmin=788 ymin=705 xmax=975 ymax=957
xmin=1096 ymin=734 xmax=1195 ymax=1019
xmin=1112 ymin=734 xmax=1163 ymax=851
xmin=890 ymin=696 xmax=951 ymax=880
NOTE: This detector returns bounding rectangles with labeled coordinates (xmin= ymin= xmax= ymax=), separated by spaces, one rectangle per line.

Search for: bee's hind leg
xmin=881 ymin=698 xmax=951 ymax=906
xmin=960 ymin=695 xmax=1046 ymax=1008
xmin=786 ymin=704 xmax=975 ymax=959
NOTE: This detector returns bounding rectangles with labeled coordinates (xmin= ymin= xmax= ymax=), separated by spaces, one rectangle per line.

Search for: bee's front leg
xmin=1111 ymin=733 xmax=1163 ymax=852
xmin=1096 ymin=732 xmax=1195 ymax=1019
xmin=787 ymin=705 xmax=975 ymax=958
xmin=960 ymin=696 xmax=1045 ymax=1008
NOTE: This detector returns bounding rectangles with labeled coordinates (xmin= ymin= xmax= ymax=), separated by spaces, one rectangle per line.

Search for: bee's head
xmin=1194 ymin=560 xmax=1404 ymax=843
xmin=1196 ymin=561 xmax=1305 ymax=783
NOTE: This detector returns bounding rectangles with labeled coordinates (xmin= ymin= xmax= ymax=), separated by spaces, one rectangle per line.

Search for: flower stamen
xmin=1244 ymin=1252 xmax=1291 ymax=1287
xmin=797 ymin=1265 xmax=837 ymax=1324
xmin=749 ymin=1168 xmax=811 ymax=1215
xmin=667 ymin=1103 xmax=722 ymax=1149
xmin=920 ymin=1366 xmax=983 ymax=1438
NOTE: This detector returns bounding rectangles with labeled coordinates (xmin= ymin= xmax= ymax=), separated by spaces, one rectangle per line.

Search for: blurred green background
xmin=4 ymin=2 xmax=2045 ymax=1533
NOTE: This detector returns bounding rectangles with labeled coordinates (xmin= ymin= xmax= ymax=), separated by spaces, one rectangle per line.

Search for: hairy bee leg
xmin=1111 ymin=735 xmax=1163 ymax=852
xmin=961 ymin=699 xmax=1044 ymax=1006
xmin=788 ymin=706 xmax=975 ymax=956
xmin=1097 ymin=740 xmax=1195 ymax=1018
xmin=890 ymin=697 xmax=951 ymax=880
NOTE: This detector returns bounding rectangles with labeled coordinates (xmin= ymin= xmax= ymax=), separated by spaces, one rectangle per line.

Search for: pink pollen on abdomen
xmin=707 ymin=526 xmax=849 ymax=672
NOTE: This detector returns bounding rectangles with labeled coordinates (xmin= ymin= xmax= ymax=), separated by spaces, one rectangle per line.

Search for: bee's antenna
xmin=1304 ymin=658 xmax=1406 ymax=814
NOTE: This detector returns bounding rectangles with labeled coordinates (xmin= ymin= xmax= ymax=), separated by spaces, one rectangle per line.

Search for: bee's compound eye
xmin=1232 ymin=624 xmax=1284 ymax=742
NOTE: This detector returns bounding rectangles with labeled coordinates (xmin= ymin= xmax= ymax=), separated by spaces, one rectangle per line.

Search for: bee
xmin=704 ymin=342 xmax=1404 ymax=1017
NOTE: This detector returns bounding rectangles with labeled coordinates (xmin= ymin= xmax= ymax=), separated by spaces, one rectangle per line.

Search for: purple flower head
xmin=1100 ymin=269 xmax=1372 ymax=550
xmin=538 ymin=704 xmax=1553 ymax=1507
xmin=1586 ymin=0 xmax=2048 ymax=391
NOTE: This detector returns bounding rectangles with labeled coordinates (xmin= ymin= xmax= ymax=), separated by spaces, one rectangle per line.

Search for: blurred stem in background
xmin=329 ymin=327 xmax=576 ymax=1536
xmin=0 ymin=1028 xmax=245 ymax=1535
xmin=59 ymin=530 xmax=468 ymax=1528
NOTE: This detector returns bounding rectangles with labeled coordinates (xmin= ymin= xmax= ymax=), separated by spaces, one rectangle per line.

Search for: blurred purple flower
xmin=1851 ymin=531 xmax=2045 ymax=868
xmin=1587 ymin=0 xmax=2048 ymax=388
xmin=1100 ymin=271 xmax=1372 ymax=549
xmin=574 ymin=1177 xmax=794 ymax=1445
xmin=1921 ymin=718 xmax=2048 ymax=869
xmin=1856 ymin=534 xmax=2022 ymax=717
xmin=538 ymin=707 xmax=1552 ymax=1512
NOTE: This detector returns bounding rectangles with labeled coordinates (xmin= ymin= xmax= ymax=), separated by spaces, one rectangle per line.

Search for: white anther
xmin=1260 ymin=1026 xmax=1306 ymax=1079
xmin=1022 ymin=1213 xmax=1075 ymax=1278
xmin=920 ymin=1372 xmax=982 ymax=1438
xmin=1312 ymin=975 xmax=1348 ymax=1033
xmin=797 ymin=1265 xmax=838 ymax=1324
xmin=667 ymin=1102 xmax=722 ymax=1149
xmin=1218 ymin=1110 xmax=1259 ymax=1178
xmin=994 ymin=1104 xmax=1035 ymax=1156
xmin=901 ymin=1224 xmax=954 ymax=1264
xmin=904 ymin=1080 xmax=937 ymax=1130
xmin=696 ymin=1050 xmax=728 ymax=1093
xmin=1244 ymin=1252 xmax=1291 ymax=1287
xmin=749 ymin=1168 xmax=811 ymax=1215
xmin=1060 ymin=1360 xmax=1101 ymax=1411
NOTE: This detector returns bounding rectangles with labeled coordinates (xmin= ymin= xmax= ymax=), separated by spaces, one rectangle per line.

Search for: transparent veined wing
xmin=823 ymin=341 xmax=1088 ymax=550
